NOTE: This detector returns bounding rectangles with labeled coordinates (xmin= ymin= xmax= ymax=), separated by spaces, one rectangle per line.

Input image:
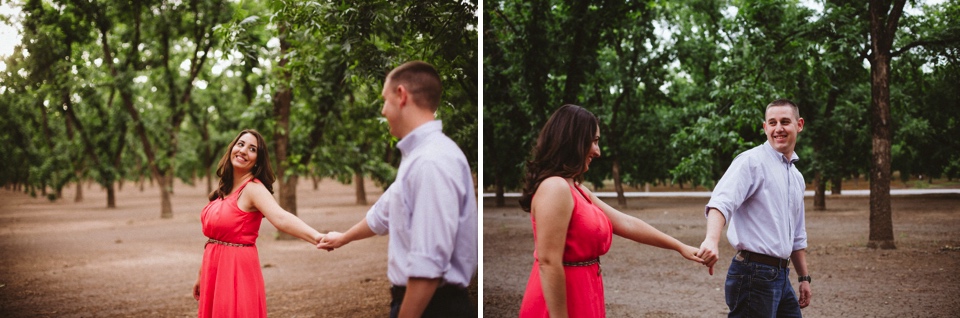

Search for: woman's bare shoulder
xmin=533 ymin=177 xmax=572 ymax=204
xmin=538 ymin=176 xmax=570 ymax=191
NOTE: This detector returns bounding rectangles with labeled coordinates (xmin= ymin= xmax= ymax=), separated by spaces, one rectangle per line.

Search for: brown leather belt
xmin=563 ymin=257 xmax=601 ymax=276
xmin=738 ymin=250 xmax=790 ymax=268
xmin=563 ymin=257 xmax=600 ymax=267
xmin=206 ymin=238 xmax=253 ymax=248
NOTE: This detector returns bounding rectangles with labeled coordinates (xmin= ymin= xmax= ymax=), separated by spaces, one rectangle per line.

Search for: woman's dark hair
xmin=519 ymin=104 xmax=599 ymax=212
xmin=208 ymin=129 xmax=276 ymax=201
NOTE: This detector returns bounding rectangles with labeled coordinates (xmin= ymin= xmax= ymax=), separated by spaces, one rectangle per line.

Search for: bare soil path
xmin=0 ymin=179 xmax=398 ymax=317
xmin=483 ymin=193 xmax=960 ymax=317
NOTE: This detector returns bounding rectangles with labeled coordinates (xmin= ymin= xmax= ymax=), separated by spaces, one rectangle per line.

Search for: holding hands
xmin=317 ymin=231 xmax=345 ymax=251
xmin=696 ymin=240 xmax=720 ymax=275
xmin=679 ymin=244 xmax=706 ymax=265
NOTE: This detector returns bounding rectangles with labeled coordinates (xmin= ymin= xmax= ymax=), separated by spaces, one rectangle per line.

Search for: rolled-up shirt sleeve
xmin=706 ymin=154 xmax=759 ymax=222
xmin=366 ymin=189 xmax=391 ymax=236
xmin=403 ymin=159 xmax=461 ymax=280
xmin=793 ymin=198 xmax=808 ymax=251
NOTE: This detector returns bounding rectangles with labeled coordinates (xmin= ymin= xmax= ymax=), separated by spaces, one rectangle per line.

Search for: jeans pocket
xmin=752 ymin=264 xmax=779 ymax=282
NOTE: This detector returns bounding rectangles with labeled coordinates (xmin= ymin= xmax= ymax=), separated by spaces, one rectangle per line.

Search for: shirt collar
xmin=397 ymin=120 xmax=442 ymax=157
xmin=763 ymin=141 xmax=800 ymax=164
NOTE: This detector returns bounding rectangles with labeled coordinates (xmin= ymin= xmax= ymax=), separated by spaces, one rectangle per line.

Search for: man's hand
xmin=696 ymin=240 xmax=720 ymax=275
xmin=317 ymin=231 xmax=345 ymax=251
xmin=798 ymin=281 xmax=812 ymax=308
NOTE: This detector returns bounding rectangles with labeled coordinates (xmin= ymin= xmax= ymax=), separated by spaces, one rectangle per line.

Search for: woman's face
xmin=231 ymin=133 xmax=259 ymax=172
xmin=584 ymin=125 xmax=601 ymax=172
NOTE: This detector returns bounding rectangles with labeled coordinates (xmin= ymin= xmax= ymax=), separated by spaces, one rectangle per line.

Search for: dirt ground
xmin=2 ymin=179 xmax=958 ymax=318
xmin=0 ymin=179 xmax=476 ymax=317
xmin=482 ymin=192 xmax=960 ymax=317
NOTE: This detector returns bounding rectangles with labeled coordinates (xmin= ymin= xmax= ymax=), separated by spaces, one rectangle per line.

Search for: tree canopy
xmin=0 ymin=0 xmax=478 ymax=221
xmin=484 ymin=0 xmax=960 ymax=248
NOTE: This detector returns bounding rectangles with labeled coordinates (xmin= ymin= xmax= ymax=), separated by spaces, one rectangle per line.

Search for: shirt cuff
xmin=406 ymin=252 xmax=444 ymax=280
xmin=705 ymin=204 xmax=729 ymax=221
xmin=365 ymin=208 xmax=389 ymax=236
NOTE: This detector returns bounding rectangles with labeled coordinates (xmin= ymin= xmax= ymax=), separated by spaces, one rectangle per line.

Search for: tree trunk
xmin=831 ymin=176 xmax=842 ymax=195
xmin=106 ymin=182 xmax=116 ymax=208
xmin=160 ymin=173 xmax=174 ymax=219
xmin=279 ymin=175 xmax=298 ymax=214
xmin=612 ymin=157 xmax=626 ymax=208
xmin=524 ymin=0 xmax=551 ymax=120
xmin=276 ymin=174 xmax=298 ymax=240
xmin=355 ymin=172 xmax=367 ymax=205
xmin=813 ymin=171 xmax=826 ymax=211
xmin=206 ymin=171 xmax=213 ymax=195
xmin=866 ymin=0 xmax=902 ymax=250
xmin=495 ymin=176 xmax=505 ymax=207
xmin=74 ymin=172 xmax=84 ymax=203
xmin=274 ymin=24 xmax=297 ymax=240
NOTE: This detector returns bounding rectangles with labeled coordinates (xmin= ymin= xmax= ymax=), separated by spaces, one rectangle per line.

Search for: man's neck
xmin=396 ymin=112 xmax=435 ymax=139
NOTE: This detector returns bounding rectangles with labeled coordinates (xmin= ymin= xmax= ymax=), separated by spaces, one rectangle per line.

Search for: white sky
xmin=0 ymin=0 xmax=948 ymax=71
xmin=0 ymin=2 xmax=22 ymax=71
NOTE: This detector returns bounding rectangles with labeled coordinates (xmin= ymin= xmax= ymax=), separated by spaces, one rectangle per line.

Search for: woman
xmin=193 ymin=129 xmax=325 ymax=318
xmin=518 ymin=105 xmax=704 ymax=318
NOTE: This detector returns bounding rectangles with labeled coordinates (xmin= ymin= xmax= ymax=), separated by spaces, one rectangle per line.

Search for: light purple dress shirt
xmin=366 ymin=120 xmax=478 ymax=287
xmin=705 ymin=141 xmax=808 ymax=260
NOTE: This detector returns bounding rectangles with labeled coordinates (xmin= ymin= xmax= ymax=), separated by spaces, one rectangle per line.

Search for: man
xmin=317 ymin=61 xmax=478 ymax=318
xmin=696 ymin=99 xmax=813 ymax=317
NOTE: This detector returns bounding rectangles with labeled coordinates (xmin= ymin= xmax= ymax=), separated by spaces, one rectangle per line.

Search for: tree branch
xmin=491 ymin=7 xmax=520 ymax=37
xmin=885 ymin=0 xmax=907 ymax=40
xmin=891 ymin=37 xmax=960 ymax=57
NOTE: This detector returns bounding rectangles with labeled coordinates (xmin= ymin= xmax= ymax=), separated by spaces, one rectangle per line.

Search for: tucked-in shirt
xmin=706 ymin=141 xmax=808 ymax=260
xmin=366 ymin=120 xmax=478 ymax=288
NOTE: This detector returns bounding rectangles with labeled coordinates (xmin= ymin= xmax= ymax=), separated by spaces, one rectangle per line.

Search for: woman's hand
xmin=193 ymin=279 xmax=201 ymax=301
xmin=679 ymin=244 xmax=705 ymax=264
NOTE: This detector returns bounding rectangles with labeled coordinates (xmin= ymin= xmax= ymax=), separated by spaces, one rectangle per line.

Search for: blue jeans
xmin=389 ymin=285 xmax=474 ymax=318
xmin=725 ymin=255 xmax=802 ymax=317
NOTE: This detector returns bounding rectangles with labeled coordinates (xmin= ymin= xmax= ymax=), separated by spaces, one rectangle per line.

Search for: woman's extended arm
xmin=244 ymin=182 xmax=324 ymax=245
xmin=531 ymin=177 xmax=575 ymax=318
xmin=585 ymin=187 xmax=703 ymax=263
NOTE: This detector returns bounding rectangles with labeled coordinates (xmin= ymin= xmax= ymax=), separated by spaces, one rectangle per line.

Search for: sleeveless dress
xmin=519 ymin=183 xmax=613 ymax=317
xmin=198 ymin=178 xmax=267 ymax=318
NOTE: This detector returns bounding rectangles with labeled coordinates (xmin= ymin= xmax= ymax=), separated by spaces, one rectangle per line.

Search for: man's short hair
xmin=766 ymin=98 xmax=800 ymax=119
xmin=387 ymin=61 xmax=443 ymax=112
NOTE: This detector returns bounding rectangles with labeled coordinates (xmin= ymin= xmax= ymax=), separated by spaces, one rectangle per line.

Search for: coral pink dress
xmin=519 ymin=183 xmax=613 ymax=317
xmin=198 ymin=178 xmax=267 ymax=318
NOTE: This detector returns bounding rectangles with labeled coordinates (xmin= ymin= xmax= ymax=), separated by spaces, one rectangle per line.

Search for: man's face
xmin=763 ymin=105 xmax=804 ymax=156
xmin=380 ymin=79 xmax=401 ymax=138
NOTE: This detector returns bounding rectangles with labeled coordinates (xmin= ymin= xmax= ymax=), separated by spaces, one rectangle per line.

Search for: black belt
xmin=738 ymin=250 xmax=790 ymax=268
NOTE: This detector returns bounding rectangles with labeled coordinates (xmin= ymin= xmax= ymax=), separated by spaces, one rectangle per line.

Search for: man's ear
xmin=797 ymin=117 xmax=804 ymax=133
xmin=396 ymin=84 xmax=408 ymax=108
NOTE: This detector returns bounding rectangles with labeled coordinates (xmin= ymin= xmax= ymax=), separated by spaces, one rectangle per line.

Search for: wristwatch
xmin=798 ymin=275 xmax=812 ymax=283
